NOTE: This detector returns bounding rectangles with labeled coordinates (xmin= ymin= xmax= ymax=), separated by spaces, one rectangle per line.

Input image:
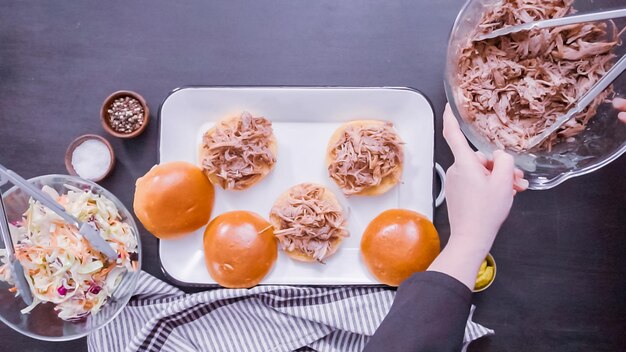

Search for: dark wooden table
xmin=1 ymin=1 xmax=625 ymax=351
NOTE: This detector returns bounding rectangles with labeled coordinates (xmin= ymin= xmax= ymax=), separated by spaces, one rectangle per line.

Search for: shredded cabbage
xmin=0 ymin=185 xmax=138 ymax=321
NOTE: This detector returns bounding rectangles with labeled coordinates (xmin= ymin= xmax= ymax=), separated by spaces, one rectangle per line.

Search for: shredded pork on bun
xmin=269 ymin=183 xmax=348 ymax=263
xmin=326 ymin=120 xmax=404 ymax=196
xmin=200 ymin=111 xmax=277 ymax=190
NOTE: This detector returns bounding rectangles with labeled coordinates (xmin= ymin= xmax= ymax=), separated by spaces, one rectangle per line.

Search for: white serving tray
xmin=158 ymin=87 xmax=437 ymax=286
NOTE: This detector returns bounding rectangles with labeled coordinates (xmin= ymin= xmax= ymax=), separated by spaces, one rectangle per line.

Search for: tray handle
xmin=435 ymin=163 xmax=446 ymax=208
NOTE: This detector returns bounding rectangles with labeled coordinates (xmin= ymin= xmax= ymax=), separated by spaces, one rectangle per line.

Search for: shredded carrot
xmin=57 ymin=196 xmax=68 ymax=207
xmin=80 ymin=237 xmax=90 ymax=247
xmin=92 ymin=265 xmax=114 ymax=281
xmin=112 ymin=239 xmax=124 ymax=250
xmin=8 ymin=287 xmax=17 ymax=293
xmin=118 ymin=248 xmax=128 ymax=261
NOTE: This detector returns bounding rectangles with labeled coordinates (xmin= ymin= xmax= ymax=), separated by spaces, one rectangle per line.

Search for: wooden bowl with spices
xmin=100 ymin=90 xmax=150 ymax=138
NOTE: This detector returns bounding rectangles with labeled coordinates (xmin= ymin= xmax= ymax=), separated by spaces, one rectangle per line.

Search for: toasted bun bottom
xmin=199 ymin=115 xmax=277 ymax=191
xmin=270 ymin=183 xmax=345 ymax=262
xmin=284 ymin=237 xmax=343 ymax=263
xmin=326 ymin=120 xmax=403 ymax=196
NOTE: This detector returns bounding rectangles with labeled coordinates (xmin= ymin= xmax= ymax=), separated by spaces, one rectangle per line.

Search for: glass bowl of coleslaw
xmin=0 ymin=174 xmax=141 ymax=341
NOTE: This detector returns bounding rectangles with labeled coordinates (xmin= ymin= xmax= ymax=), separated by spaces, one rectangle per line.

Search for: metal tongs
xmin=0 ymin=164 xmax=118 ymax=305
xmin=525 ymin=54 xmax=626 ymax=149
xmin=474 ymin=8 xmax=626 ymax=42
xmin=0 ymin=191 xmax=32 ymax=305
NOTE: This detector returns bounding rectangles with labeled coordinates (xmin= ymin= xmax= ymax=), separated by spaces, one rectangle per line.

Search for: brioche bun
xmin=326 ymin=120 xmax=403 ymax=196
xmin=200 ymin=113 xmax=277 ymax=191
xmin=203 ymin=211 xmax=277 ymax=288
xmin=361 ymin=209 xmax=439 ymax=286
xmin=270 ymin=183 xmax=346 ymax=263
xmin=133 ymin=162 xmax=214 ymax=239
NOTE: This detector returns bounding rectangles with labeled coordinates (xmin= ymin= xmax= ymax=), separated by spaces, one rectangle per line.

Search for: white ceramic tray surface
xmin=159 ymin=87 xmax=436 ymax=286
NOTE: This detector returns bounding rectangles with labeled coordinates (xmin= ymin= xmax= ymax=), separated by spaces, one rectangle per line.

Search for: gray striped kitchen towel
xmin=88 ymin=271 xmax=493 ymax=352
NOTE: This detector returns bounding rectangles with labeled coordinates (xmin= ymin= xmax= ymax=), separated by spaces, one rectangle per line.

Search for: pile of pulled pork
xmin=328 ymin=122 xmax=403 ymax=194
xmin=201 ymin=111 xmax=276 ymax=190
xmin=458 ymin=0 xmax=623 ymax=151
xmin=271 ymin=183 xmax=348 ymax=262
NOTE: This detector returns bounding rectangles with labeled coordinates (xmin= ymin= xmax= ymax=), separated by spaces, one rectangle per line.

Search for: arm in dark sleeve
xmin=364 ymin=271 xmax=472 ymax=352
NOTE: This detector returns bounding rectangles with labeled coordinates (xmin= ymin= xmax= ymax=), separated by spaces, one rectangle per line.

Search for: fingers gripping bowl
xmin=0 ymin=175 xmax=141 ymax=341
xmin=445 ymin=0 xmax=626 ymax=189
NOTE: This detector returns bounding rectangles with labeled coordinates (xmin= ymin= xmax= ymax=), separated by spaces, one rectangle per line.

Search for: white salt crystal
xmin=71 ymin=139 xmax=112 ymax=180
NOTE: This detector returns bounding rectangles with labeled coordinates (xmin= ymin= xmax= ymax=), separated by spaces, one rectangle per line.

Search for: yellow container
xmin=473 ymin=253 xmax=496 ymax=292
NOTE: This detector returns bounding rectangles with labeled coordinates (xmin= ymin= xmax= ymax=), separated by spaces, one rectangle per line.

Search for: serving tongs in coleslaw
xmin=0 ymin=192 xmax=33 ymax=305
xmin=0 ymin=165 xmax=118 ymax=273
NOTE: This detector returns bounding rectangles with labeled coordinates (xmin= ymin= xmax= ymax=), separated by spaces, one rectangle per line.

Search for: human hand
xmin=442 ymin=103 xmax=527 ymax=254
xmin=427 ymin=104 xmax=527 ymax=289
xmin=612 ymin=98 xmax=626 ymax=123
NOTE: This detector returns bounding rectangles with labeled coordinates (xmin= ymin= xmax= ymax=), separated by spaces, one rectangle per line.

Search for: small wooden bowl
xmin=65 ymin=134 xmax=115 ymax=182
xmin=473 ymin=253 xmax=497 ymax=293
xmin=100 ymin=90 xmax=150 ymax=138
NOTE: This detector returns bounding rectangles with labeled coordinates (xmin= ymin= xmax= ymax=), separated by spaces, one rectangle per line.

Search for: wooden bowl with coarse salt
xmin=100 ymin=90 xmax=150 ymax=138
xmin=65 ymin=134 xmax=115 ymax=182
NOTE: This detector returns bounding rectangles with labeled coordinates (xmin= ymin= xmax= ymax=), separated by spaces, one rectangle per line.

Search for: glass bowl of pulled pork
xmin=0 ymin=175 xmax=141 ymax=341
xmin=445 ymin=0 xmax=626 ymax=189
